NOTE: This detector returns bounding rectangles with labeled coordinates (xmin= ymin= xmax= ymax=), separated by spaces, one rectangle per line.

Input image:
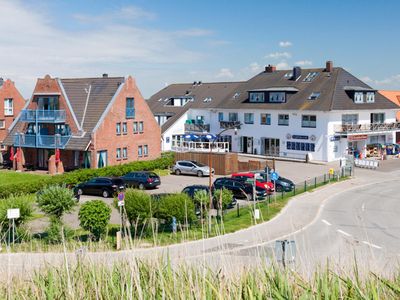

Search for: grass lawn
xmin=0 ymin=170 xmax=48 ymax=187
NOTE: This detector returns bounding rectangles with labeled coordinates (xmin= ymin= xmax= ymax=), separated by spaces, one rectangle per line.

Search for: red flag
xmin=55 ymin=149 xmax=60 ymax=163
xmin=9 ymin=147 xmax=14 ymax=161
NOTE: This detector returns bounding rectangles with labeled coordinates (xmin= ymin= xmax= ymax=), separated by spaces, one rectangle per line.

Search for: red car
xmin=231 ymin=172 xmax=274 ymax=194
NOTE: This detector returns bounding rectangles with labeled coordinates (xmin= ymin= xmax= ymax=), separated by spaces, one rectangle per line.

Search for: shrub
xmin=214 ymin=188 xmax=234 ymax=210
xmin=36 ymin=185 xmax=76 ymax=218
xmin=121 ymin=189 xmax=155 ymax=226
xmin=0 ymin=152 xmax=175 ymax=199
xmin=46 ymin=217 xmax=73 ymax=244
xmin=156 ymin=193 xmax=196 ymax=225
xmin=0 ymin=194 xmax=34 ymax=228
xmin=79 ymin=200 xmax=111 ymax=240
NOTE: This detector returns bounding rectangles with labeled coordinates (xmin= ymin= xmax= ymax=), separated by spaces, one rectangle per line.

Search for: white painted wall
xmin=161 ymin=112 xmax=188 ymax=151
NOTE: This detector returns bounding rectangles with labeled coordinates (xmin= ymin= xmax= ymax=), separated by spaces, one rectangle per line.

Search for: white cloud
xmin=249 ymin=62 xmax=262 ymax=73
xmin=265 ymin=52 xmax=291 ymax=59
xmin=279 ymin=41 xmax=292 ymax=48
xmin=295 ymin=60 xmax=313 ymax=66
xmin=0 ymin=2 xmax=211 ymax=97
xmin=276 ymin=61 xmax=289 ymax=70
xmin=361 ymin=75 xmax=400 ymax=88
xmin=215 ymin=68 xmax=234 ymax=79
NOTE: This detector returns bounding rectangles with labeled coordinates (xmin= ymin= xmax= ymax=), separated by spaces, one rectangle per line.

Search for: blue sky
xmin=1 ymin=0 xmax=400 ymax=98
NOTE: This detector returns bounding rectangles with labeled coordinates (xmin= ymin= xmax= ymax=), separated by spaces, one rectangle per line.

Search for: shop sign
xmin=348 ymin=135 xmax=368 ymax=141
xmin=292 ymin=135 xmax=308 ymax=140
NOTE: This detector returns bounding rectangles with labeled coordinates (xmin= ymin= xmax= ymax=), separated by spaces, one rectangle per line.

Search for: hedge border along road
xmin=0 ymin=152 xmax=175 ymax=199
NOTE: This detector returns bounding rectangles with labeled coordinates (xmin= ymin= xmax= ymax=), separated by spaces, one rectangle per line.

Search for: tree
xmin=36 ymin=185 xmax=76 ymax=218
xmin=213 ymin=188 xmax=234 ymax=210
xmin=156 ymin=193 xmax=196 ymax=225
xmin=36 ymin=185 xmax=76 ymax=243
xmin=79 ymin=200 xmax=111 ymax=240
xmin=121 ymin=189 xmax=155 ymax=226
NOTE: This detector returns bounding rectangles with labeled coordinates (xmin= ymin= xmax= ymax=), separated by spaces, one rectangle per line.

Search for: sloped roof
xmin=147 ymin=81 xmax=243 ymax=133
xmin=217 ymin=67 xmax=399 ymax=111
xmin=60 ymin=77 xmax=124 ymax=132
xmin=378 ymin=90 xmax=400 ymax=121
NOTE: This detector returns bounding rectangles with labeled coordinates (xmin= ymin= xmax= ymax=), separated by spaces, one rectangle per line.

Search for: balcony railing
xmin=334 ymin=122 xmax=400 ymax=134
xmin=219 ymin=120 xmax=241 ymax=129
xmin=171 ymin=140 xmax=230 ymax=153
xmin=184 ymin=123 xmax=210 ymax=132
xmin=13 ymin=133 xmax=71 ymax=149
xmin=19 ymin=109 xmax=66 ymax=123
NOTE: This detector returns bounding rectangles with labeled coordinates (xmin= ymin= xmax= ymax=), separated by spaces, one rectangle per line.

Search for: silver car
xmin=172 ymin=160 xmax=214 ymax=177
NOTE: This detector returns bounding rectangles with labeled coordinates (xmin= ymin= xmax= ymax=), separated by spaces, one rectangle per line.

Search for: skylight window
xmin=158 ymin=98 xmax=163 ymax=102
xmin=303 ymin=72 xmax=319 ymax=82
xmin=308 ymin=92 xmax=321 ymax=100
xmin=284 ymin=72 xmax=293 ymax=79
xmin=233 ymin=92 xmax=240 ymax=99
xmin=203 ymin=97 xmax=212 ymax=103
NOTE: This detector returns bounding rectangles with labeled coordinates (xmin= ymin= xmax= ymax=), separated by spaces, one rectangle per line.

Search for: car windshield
xmin=149 ymin=173 xmax=158 ymax=178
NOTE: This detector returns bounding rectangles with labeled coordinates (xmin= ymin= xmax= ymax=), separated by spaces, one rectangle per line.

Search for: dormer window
xmin=308 ymin=92 xmax=321 ymax=100
xmin=249 ymin=92 xmax=265 ymax=102
xmin=366 ymin=92 xmax=375 ymax=103
xmin=269 ymin=92 xmax=286 ymax=103
xmin=165 ymin=97 xmax=193 ymax=107
xmin=354 ymin=92 xmax=364 ymax=103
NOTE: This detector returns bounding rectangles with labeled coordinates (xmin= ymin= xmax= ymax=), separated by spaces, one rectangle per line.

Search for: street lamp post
xmin=207 ymin=122 xmax=241 ymax=232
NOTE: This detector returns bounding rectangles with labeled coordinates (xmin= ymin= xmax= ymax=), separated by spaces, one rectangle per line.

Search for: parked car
xmin=121 ymin=171 xmax=161 ymax=190
xmin=1 ymin=151 xmax=12 ymax=169
xmin=213 ymin=177 xmax=267 ymax=200
xmin=181 ymin=184 xmax=237 ymax=209
xmin=231 ymin=172 xmax=274 ymax=194
xmin=172 ymin=160 xmax=214 ymax=177
xmin=74 ymin=177 xmax=125 ymax=198
xmin=260 ymin=172 xmax=295 ymax=192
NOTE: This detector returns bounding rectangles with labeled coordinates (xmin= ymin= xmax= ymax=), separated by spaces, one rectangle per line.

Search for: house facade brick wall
xmin=92 ymin=76 xmax=161 ymax=167
xmin=0 ymin=79 xmax=26 ymax=149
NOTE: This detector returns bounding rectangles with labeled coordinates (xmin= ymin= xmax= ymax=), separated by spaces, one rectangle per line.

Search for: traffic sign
xmin=117 ymin=200 xmax=125 ymax=207
xmin=117 ymin=192 xmax=125 ymax=201
xmin=270 ymin=172 xmax=279 ymax=181
xmin=329 ymin=168 xmax=334 ymax=175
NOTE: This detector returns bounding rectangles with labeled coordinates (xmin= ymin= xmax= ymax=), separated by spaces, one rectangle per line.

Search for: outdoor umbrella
xmin=205 ymin=133 xmax=217 ymax=140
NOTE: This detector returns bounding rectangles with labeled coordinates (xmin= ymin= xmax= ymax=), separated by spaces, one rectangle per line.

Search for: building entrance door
xmin=38 ymin=149 xmax=48 ymax=169
xmin=262 ymin=138 xmax=280 ymax=156
xmin=240 ymin=136 xmax=253 ymax=154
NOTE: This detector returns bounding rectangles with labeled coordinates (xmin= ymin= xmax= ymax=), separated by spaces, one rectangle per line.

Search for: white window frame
xmin=218 ymin=112 xmax=224 ymax=121
xmin=278 ymin=114 xmax=289 ymax=126
xmin=249 ymin=92 xmax=265 ymax=103
xmin=0 ymin=119 xmax=5 ymax=129
xmin=122 ymin=122 xmax=127 ymax=134
xmin=244 ymin=113 xmax=254 ymax=124
xmin=116 ymin=148 xmax=121 ymax=159
xmin=133 ymin=122 xmax=138 ymax=133
xmin=138 ymin=145 xmax=143 ymax=157
xmin=354 ymin=92 xmax=364 ymax=103
xmin=144 ymin=145 xmax=148 ymax=156
xmin=122 ymin=147 xmax=127 ymax=159
xmin=366 ymin=92 xmax=375 ymax=103
xmin=301 ymin=115 xmax=317 ymax=128
xmin=269 ymin=92 xmax=286 ymax=103
xmin=228 ymin=112 xmax=238 ymax=122
xmin=139 ymin=121 xmax=144 ymax=133
xmin=260 ymin=113 xmax=271 ymax=125
xmin=116 ymin=123 xmax=121 ymax=135
xmin=4 ymin=99 xmax=13 ymax=116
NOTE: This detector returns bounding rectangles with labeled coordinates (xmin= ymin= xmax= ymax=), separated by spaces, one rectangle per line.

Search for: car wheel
xmin=175 ymin=169 xmax=181 ymax=175
xmin=138 ymin=183 xmax=145 ymax=190
xmin=102 ymin=189 xmax=110 ymax=198
xmin=77 ymin=188 xmax=83 ymax=195
xmin=197 ymin=170 xmax=203 ymax=177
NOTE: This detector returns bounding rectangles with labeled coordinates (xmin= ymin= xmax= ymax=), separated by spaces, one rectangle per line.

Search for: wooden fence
xmin=174 ymin=152 xmax=270 ymax=175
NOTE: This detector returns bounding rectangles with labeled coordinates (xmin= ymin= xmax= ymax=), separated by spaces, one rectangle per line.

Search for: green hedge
xmin=0 ymin=152 xmax=174 ymax=199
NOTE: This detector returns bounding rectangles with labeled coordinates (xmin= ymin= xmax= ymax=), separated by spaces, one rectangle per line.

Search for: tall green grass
xmin=1 ymin=260 xmax=399 ymax=299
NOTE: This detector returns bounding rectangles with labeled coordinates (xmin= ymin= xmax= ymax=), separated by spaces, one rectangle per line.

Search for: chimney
xmin=325 ymin=61 xmax=333 ymax=72
xmin=265 ymin=64 xmax=276 ymax=73
xmin=102 ymin=73 xmax=108 ymax=78
xmin=292 ymin=66 xmax=301 ymax=81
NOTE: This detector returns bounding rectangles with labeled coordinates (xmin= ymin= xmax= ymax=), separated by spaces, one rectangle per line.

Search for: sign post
xmin=270 ymin=171 xmax=279 ymax=203
xmin=253 ymin=173 xmax=260 ymax=222
xmin=117 ymin=192 xmax=125 ymax=239
xmin=7 ymin=208 xmax=20 ymax=246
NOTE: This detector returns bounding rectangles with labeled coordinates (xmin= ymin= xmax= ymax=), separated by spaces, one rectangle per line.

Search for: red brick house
xmin=0 ymin=79 xmax=26 ymax=151
xmin=3 ymin=74 xmax=161 ymax=172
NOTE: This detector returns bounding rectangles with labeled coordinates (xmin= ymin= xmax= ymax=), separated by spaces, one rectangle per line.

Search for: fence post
xmin=304 ymin=180 xmax=307 ymax=192
xmin=237 ymin=203 xmax=240 ymax=217
xmin=281 ymin=190 xmax=284 ymax=200
xmin=324 ymin=174 xmax=326 ymax=184
xmin=293 ymin=185 xmax=296 ymax=196
xmin=314 ymin=177 xmax=317 ymax=189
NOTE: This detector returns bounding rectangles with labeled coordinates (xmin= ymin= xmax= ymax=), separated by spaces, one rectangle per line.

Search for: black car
xmin=260 ymin=172 xmax=294 ymax=192
xmin=213 ymin=177 xmax=267 ymax=200
xmin=121 ymin=171 xmax=161 ymax=190
xmin=182 ymin=185 xmax=237 ymax=209
xmin=74 ymin=177 xmax=125 ymax=198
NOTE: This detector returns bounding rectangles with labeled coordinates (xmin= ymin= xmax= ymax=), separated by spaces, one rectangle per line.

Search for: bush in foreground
xmin=120 ymin=189 xmax=155 ymax=226
xmin=79 ymin=200 xmax=111 ymax=240
xmin=0 ymin=194 xmax=34 ymax=228
xmin=156 ymin=193 xmax=196 ymax=225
